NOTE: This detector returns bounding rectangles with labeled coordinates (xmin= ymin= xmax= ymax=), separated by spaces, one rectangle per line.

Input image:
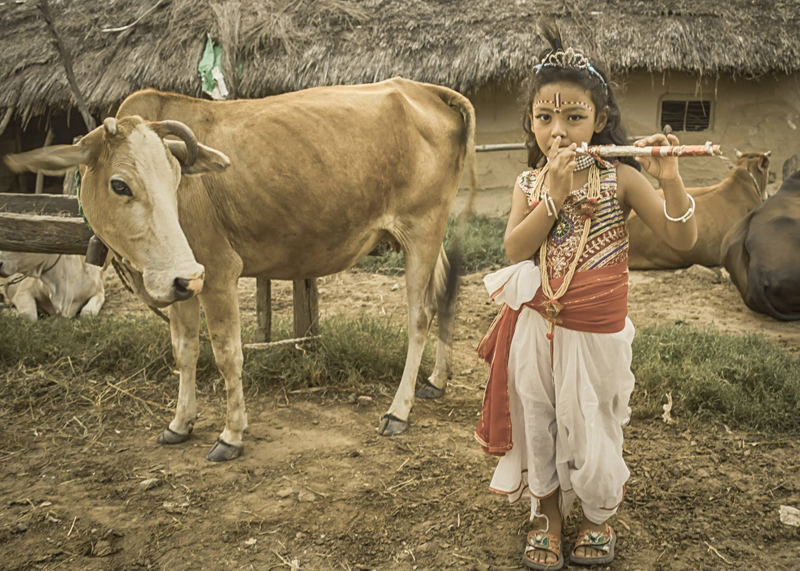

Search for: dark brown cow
xmin=628 ymin=151 xmax=770 ymax=269
xmin=722 ymin=157 xmax=800 ymax=321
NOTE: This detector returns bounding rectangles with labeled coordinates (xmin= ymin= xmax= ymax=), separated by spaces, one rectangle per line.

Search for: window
xmin=659 ymin=100 xmax=712 ymax=132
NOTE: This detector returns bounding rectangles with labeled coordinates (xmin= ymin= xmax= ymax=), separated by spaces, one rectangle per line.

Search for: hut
xmin=1 ymin=0 xmax=798 ymax=201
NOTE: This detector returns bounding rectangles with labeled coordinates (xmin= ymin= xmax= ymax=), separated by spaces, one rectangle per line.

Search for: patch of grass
xmin=0 ymin=311 xmax=431 ymax=393
xmin=356 ymin=215 xmax=508 ymax=275
xmin=631 ymin=323 xmax=800 ymax=434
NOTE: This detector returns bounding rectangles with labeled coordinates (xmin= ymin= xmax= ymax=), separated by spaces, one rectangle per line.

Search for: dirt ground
xmin=1 ymin=265 xmax=799 ymax=570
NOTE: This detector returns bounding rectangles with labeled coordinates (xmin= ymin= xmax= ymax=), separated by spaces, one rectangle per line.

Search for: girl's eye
xmin=110 ymin=179 xmax=133 ymax=197
xmin=535 ymin=114 xmax=551 ymax=122
xmin=569 ymin=115 xmax=587 ymax=121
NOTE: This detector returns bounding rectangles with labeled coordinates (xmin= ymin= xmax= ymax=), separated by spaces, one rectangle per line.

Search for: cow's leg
xmin=158 ymin=296 xmax=200 ymax=445
xmin=11 ymin=287 xmax=39 ymax=322
xmin=417 ymin=246 xmax=452 ymax=400
xmin=199 ymin=282 xmax=247 ymax=462
xmin=77 ymin=291 xmax=105 ymax=317
xmin=379 ymin=239 xmax=440 ymax=436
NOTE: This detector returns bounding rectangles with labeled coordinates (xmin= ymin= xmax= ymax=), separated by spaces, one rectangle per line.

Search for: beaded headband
xmin=533 ymin=47 xmax=608 ymax=92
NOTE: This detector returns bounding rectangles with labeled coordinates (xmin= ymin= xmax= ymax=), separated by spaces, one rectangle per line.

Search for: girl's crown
xmin=534 ymin=47 xmax=608 ymax=92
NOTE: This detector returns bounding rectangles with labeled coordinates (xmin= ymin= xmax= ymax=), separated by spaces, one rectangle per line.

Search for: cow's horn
xmin=152 ymin=120 xmax=198 ymax=167
xmin=103 ymin=117 xmax=118 ymax=136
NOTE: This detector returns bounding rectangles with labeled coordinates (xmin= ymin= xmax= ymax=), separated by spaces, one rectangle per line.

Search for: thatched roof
xmin=1 ymin=0 xmax=798 ymax=123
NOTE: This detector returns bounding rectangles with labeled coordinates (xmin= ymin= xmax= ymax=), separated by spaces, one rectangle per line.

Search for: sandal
xmin=523 ymin=530 xmax=564 ymax=570
xmin=569 ymin=525 xmax=616 ymax=566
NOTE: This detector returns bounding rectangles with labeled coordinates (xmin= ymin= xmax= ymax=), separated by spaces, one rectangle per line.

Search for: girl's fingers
xmin=549 ymin=136 xmax=562 ymax=160
xmin=667 ymin=133 xmax=680 ymax=146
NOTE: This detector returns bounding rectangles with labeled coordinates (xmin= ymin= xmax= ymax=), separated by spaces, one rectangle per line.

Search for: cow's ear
xmin=165 ymin=140 xmax=230 ymax=175
xmin=758 ymin=152 xmax=771 ymax=172
xmin=782 ymin=154 xmax=798 ymax=183
xmin=3 ymin=126 xmax=103 ymax=175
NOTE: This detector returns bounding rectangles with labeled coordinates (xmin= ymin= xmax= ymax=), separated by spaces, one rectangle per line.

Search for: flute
xmin=576 ymin=141 xmax=721 ymax=158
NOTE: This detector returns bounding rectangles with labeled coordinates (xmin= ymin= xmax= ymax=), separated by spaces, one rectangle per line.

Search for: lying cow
xmin=628 ymin=151 xmax=771 ymax=269
xmin=0 ymin=252 xmax=105 ymax=321
xmin=721 ymin=157 xmax=800 ymax=321
xmin=4 ymin=78 xmax=478 ymax=461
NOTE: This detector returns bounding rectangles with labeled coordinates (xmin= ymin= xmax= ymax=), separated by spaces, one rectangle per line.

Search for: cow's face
xmin=0 ymin=251 xmax=59 ymax=278
xmin=734 ymin=150 xmax=771 ymax=202
xmin=3 ymin=116 xmax=230 ymax=304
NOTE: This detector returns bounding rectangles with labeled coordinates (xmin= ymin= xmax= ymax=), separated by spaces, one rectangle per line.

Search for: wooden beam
xmin=292 ymin=278 xmax=319 ymax=338
xmin=254 ymin=278 xmax=271 ymax=343
xmin=0 ymin=212 xmax=92 ymax=254
xmin=0 ymin=193 xmax=80 ymax=216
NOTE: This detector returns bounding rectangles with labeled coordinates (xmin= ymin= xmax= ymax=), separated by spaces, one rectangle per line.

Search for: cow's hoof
xmin=206 ymin=439 xmax=244 ymax=462
xmin=378 ymin=414 xmax=408 ymax=437
xmin=416 ymin=381 xmax=445 ymax=400
xmin=157 ymin=426 xmax=192 ymax=445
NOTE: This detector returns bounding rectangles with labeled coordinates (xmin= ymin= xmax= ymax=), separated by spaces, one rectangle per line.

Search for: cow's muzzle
xmin=172 ymin=275 xmax=204 ymax=301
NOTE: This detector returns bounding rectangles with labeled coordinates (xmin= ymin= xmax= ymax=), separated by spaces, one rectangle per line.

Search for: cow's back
xmin=628 ymin=168 xmax=761 ymax=269
xmin=117 ymin=79 xmax=472 ymax=279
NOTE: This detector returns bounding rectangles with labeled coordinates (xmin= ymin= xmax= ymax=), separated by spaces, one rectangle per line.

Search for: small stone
xmin=357 ymin=396 xmax=373 ymax=407
xmin=139 ymin=478 xmax=162 ymax=491
xmin=687 ymin=264 xmax=720 ymax=283
xmin=13 ymin=522 xmax=28 ymax=533
xmin=347 ymin=394 xmax=358 ymax=404
xmin=92 ymin=539 xmax=113 ymax=557
xmin=460 ymin=369 xmax=474 ymax=376
xmin=296 ymin=532 xmax=307 ymax=540
xmin=298 ymin=491 xmax=317 ymax=502
xmin=276 ymin=487 xmax=294 ymax=499
xmin=244 ymin=537 xmax=257 ymax=547
xmin=391 ymin=283 xmax=400 ymax=291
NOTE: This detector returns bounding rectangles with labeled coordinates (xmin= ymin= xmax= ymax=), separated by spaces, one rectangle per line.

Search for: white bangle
xmin=544 ymin=194 xmax=557 ymax=217
xmin=664 ymin=194 xmax=695 ymax=223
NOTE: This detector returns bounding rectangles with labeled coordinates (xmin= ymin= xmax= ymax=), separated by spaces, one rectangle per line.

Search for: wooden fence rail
xmin=0 ymin=192 xmax=317 ymax=341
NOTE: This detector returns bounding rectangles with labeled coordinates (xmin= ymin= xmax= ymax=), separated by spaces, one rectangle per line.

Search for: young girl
xmin=475 ymin=21 xmax=697 ymax=569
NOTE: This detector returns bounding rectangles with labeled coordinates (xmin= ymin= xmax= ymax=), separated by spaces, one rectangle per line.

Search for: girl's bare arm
xmin=617 ymin=134 xmax=698 ymax=251
xmin=504 ymin=139 xmax=576 ymax=263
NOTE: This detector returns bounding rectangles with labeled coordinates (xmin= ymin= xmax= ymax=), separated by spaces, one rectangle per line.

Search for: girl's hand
xmin=634 ymin=133 xmax=681 ymax=183
xmin=547 ymin=136 xmax=577 ymax=200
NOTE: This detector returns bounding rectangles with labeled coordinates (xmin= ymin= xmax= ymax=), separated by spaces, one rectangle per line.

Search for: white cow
xmin=0 ymin=252 xmax=105 ymax=321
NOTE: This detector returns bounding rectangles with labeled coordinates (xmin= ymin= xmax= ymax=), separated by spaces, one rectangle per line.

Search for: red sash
xmin=475 ymin=263 xmax=629 ymax=456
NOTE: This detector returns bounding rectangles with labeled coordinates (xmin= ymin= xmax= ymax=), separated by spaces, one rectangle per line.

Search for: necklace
xmin=532 ymin=161 xmax=601 ymax=340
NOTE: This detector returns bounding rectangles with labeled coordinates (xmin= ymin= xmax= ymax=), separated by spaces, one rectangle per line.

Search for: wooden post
xmin=0 ymin=107 xmax=13 ymax=137
xmin=292 ymin=279 xmax=319 ymax=338
xmin=34 ymin=126 xmax=55 ymax=195
xmin=38 ymin=0 xmax=96 ymax=132
xmin=254 ymin=278 xmax=271 ymax=343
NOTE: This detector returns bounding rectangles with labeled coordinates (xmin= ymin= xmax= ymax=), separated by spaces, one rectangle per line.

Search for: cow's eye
xmin=110 ymin=179 xmax=132 ymax=197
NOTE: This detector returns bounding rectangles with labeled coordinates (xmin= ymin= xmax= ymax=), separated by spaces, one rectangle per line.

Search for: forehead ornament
xmin=534 ymin=92 xmax=593 ymax=114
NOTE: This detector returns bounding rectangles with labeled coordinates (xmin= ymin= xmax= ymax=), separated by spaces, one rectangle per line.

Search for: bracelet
xmin=664 ymin=194 xmax=695 ymax=223
xmin=544 ymin=193 xmax=557 ymax=217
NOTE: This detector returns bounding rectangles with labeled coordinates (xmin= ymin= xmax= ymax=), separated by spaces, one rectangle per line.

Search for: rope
xmin=3 ymin=254 xmax=63 ymax=287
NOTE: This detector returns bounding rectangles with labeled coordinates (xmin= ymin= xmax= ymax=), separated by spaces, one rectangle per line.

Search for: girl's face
xmin=531 ymin=81 xmax=607 ymax=155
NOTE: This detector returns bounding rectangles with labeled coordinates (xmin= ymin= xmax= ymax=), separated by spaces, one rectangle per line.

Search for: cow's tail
xmin=435 ymin=87 xmax=479 ymax=318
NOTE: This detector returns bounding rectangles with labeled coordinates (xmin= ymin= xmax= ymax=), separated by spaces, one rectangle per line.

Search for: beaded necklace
xmin=531 ymin=161 xmax=601 ymax=340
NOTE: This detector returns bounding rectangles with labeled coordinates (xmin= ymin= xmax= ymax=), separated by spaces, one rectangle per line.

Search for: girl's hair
xmin=523 ymin=20 xmax=640 ymax=170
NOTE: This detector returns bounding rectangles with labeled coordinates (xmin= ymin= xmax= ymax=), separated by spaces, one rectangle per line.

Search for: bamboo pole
xmin=38 ymin=0 xmax=96 ymax=132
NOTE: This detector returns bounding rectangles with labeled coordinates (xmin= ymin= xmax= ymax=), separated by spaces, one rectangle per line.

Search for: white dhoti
xmin=483 ymin=262 xmax=635 ymax=524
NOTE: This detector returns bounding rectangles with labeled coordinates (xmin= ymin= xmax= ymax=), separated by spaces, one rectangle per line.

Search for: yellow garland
xmin=531 ymin=162 xmax=601 ymax=339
